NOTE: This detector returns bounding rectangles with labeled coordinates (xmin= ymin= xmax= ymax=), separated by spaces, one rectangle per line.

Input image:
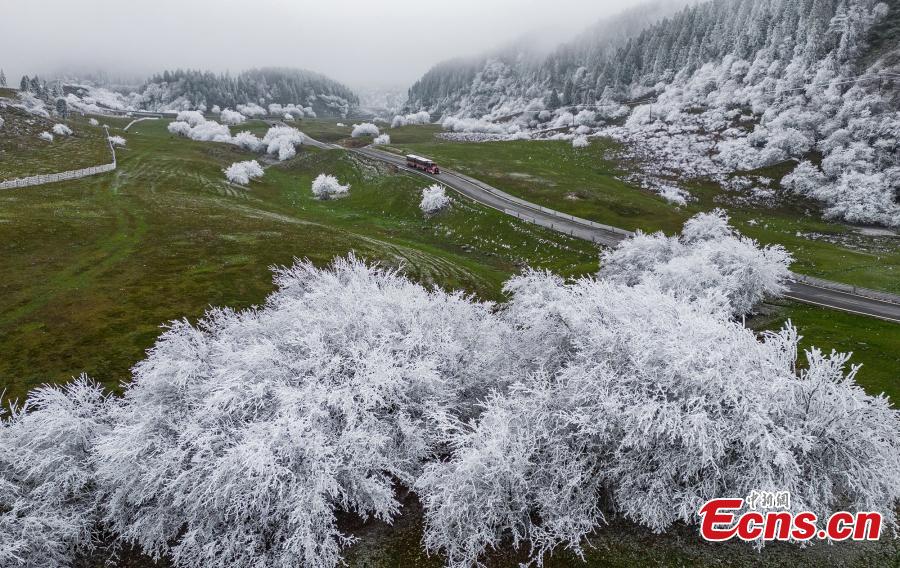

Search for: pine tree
xmin=545 ymin=89 xmax=561 ymax=110
xmin=20 ymin=75 xmax=29 ymax=91
xmin=562 ymin=78 xmax=575 ymax=106
xmin=0 ymin=69 xmax=6 ymax=87
xmin=56 ymin=98 xmax=68 ymax=119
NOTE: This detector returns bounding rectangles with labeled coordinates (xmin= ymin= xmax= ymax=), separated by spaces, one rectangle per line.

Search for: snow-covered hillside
xmin=405 ymin=0 xmax=900 ymax=227
xmin=45 ymin=67 xmax=359 ymax=119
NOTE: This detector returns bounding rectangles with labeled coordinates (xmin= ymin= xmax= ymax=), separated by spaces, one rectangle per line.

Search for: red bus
xmin=406 ymin=154 xmax=440 ymax=174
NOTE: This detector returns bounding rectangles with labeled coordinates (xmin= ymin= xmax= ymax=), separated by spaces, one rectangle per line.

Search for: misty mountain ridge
xmin=137 ymin=67 xmax=359 ymax=117
xmin=404 ymin=0 xmax=900 ymax=228
xmin=24 ymin=67 xmax=361 ymax=118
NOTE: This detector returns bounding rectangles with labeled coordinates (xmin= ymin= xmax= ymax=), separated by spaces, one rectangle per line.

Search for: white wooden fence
xmin=0 ymin=126 xmax=117 ymax=190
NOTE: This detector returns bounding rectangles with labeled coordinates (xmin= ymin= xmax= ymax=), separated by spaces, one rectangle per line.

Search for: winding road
xmin=306 ymin=135 xmax=900 ymax=323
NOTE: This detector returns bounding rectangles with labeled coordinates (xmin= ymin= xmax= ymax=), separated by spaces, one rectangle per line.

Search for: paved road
xmin=355 ymin=147 xmax=631 ymax=246
xmin=317 ymin=141 xmax=900 ymax=323
xmin=783 ymin=282 xmax=900 ymax=322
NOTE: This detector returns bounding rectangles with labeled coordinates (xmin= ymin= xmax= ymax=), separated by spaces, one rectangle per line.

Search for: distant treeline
xmin=140 ymin=67 xmax=359 ymax=116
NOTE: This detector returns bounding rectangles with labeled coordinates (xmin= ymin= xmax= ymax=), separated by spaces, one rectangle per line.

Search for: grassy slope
xmin=382 ymin=136 xmax=900 ymax=295
xmin=0 ymin=105 xmax=113 ymax=178
xmin=0 ymin=115 xmax=598 ymax=402
xmin=750 ymin=301 xmax=900 ymax=403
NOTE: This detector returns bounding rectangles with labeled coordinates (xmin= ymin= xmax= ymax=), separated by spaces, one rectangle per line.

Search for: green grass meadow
xmin=0 ymin=114 xmax=597 ymax=402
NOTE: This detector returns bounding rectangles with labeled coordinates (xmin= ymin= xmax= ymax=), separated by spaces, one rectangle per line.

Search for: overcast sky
xmin=1 ymin=0 xmax=659 ymax=89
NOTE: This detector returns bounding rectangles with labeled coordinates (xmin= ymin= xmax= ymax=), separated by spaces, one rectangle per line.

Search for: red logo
xmin=698 ymin=495 xmax=882 ymax=542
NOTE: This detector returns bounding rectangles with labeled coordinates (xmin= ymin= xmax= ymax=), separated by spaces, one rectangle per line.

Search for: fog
xmin=0 ymin=0 xmax=665 ymax=89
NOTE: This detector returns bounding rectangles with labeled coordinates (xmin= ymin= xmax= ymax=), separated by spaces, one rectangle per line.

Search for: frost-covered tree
xmin=261 ymin=125 xmax=303 ymax=160
xmin=351 ymin=122 xmax=380 ymax=137
xmin=232 ymin=130 xmax=263 ymax=152
xmin=391 ymin=111 xmax=431 ymax=128
xmin=0 ymin=377 xmax=114 ymax=568
xmin=373 ymin=133 xmax=390 ymax=145
xmin=418 ymin=271 xmax=900 ymax=567
xmin=600 ymin=210 xmax=792 ymax=315
xmin=311 ymin=173 xmax=350 ymax=199
xmin=93 ymin=256 xmax=508 ymax=568
xmin=55 ymin=98 xmax=67 ymax=118
xmin=572 ymin=135 xmax=589 ymax=148
xmin=223 ymin=160 xmax=264 ymax=185
xmin=0 ymin=69 xmax=6 ymax=87
xmin=1 ymin=252 xmax=898 ymax=568
xmin=108 ymin=135 xmax=126 ymax=147
xmin=19 ymin=75 xmax=28 ymax=92
xmin=175 ymin=110 xmax=206 ymax=127
xmin=420 ymin=184 xmax=451 ymax=214
xmin=219 ymin=108 xmax=245 ymax=126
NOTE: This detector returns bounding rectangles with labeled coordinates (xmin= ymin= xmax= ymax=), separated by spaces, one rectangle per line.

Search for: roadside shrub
xmin=224 ymin=160 xmax=264 ymax=185
xmin=351 ymin=122 xmax=380 ymax=137
xmin=420 ymin=184 xmax=450 ymax=214
xmin=311 ymin=173 xmax=350 ymax=199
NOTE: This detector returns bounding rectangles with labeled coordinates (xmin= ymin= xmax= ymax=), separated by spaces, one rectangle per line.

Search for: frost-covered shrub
xmin=548 ymin=111 xmax=575 ymax=129
xmin=572 ymin=135 xmax=589 ymax=148
xmin=14 ymin=92 xmax=50 ymax=118
xmin=232 ymin=130 xmax=263 ymax=152
xmin=418 ymin=271 xmax=900 ymax=567
xmin=236 ymin=103 xmax=267 ymax=118
xmin=211 ymin=105 xmax=221 ymax=114
xmin=224 ymin=160 xmax=264 ymax=185
xmin=0 ymin=378 xmax=114 ymax=568
xmin=167 ymin=118 xmax=232 ymax=143
xmin=373 ymin=133 xmax=390 ymax=145
xmin=94 ymin=256 xmax=506 ymax=568
xmin=600 ymin=210 xmax=791 ymax=315
xmin=311 ymin=173 xmax=350 ymax=199
xmin=262 ymin=125 xmax=303 ymax=161
xmin=391 ymin=111 xmax=431 ymax=128
xmin=442 ymin=117 xmax=506 ymax=134
xmin=52 ymin=123 xmax=73 ymax=136
xmin=165 ymin=119 xmax=303 ymax=162
xmin=283 ymin=113 xmax=295 ymax=121
xmin=0 ymin=117 xmax=5 ymax=129
xmin=3 ymin=250 xmax=898 ymax=568
xmin=38 ymin=131 xmax=54 ymax=142
xmin=574 ymin=109 xmax=596 ymax=126
xmin=420 ymin=184 xmax=450 ymax=214
xmin=219 ymin=109 xmax=245 ymax=126
xmin=175 ymin=110 xmax=206 ymax=127
xmin=658 ymin=185 xmax=689 ymax=206
xmin=167 ymin=121 xmax=191 ymax=136
xmin=351 ymin=122 xmax=380 ymax=137
xmin=188 ymin=120 xmax=233 ymax=143
xmin=88 ymin=118 xmax=99 ymax=126
xmin=108 ymin=135 xmax=126 ymax=147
